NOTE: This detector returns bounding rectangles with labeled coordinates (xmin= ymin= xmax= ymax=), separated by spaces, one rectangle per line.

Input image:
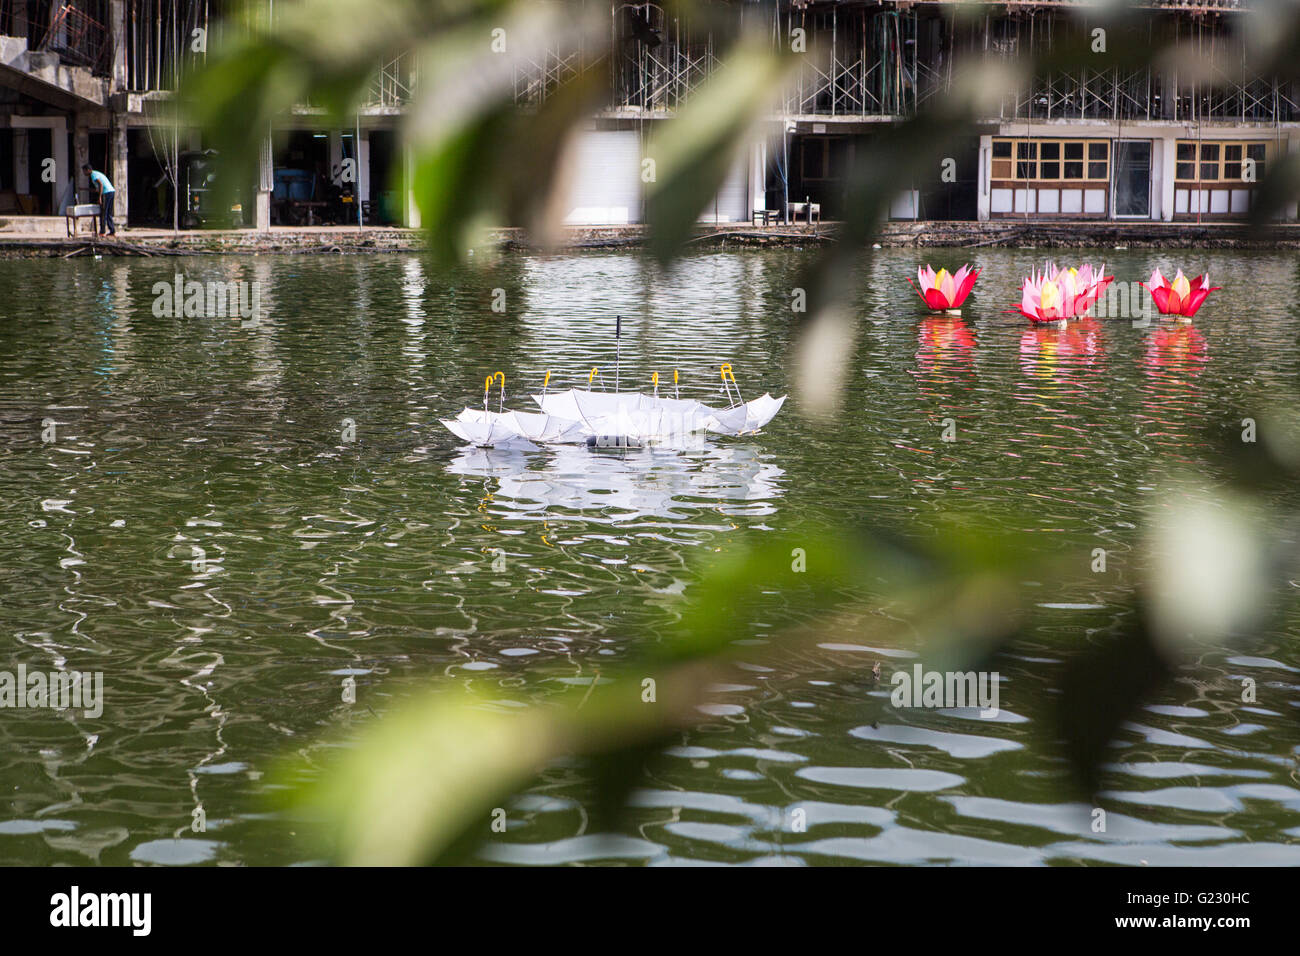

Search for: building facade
xmin=0 ymin=0 xmax=1294 ymax=229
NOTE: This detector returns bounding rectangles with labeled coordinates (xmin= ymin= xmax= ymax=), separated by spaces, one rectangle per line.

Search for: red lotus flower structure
xmin=909 ymin=264 xmax=980 ymax=311
xmin=1011 ymin=262 xmax=1113 ymax=324
xmin=1140 ymin=268 xmax=1220 ymax=318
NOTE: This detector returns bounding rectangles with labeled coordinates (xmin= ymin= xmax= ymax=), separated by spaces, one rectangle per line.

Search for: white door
xmin=565 ymin=130 xmax=642 ymax=225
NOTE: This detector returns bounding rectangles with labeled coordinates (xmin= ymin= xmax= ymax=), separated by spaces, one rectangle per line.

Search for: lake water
xmin=1 ymin=248 xmax=1297 ymax=865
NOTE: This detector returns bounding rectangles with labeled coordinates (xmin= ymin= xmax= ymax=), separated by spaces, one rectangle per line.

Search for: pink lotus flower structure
xmin=1140 ymin=268 xmax=1220 ymax=318
xmin=1011 ymin=262 xmax=1114 ymax=324
xmin=909 ymin=264 xmax=980 ymax=312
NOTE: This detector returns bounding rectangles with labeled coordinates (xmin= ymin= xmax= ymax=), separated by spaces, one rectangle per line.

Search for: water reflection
xmin=1143 ymin=322 xmax=1209 ymax=377
xmin=1 ymin=249 xmax=1298 ymax=867
xmin=1137 ymin=322 xmax=1211 ymax=451
xmin=447 ymin=443 xmax=786 ymax=521
xmin=914 ymin=315 xmax=977 ymax=388
xmin=1017 ymin=317 xmax=1104 ymax=379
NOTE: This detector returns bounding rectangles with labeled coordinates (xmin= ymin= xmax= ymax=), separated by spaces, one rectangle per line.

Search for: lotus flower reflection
xmin=1141 ymin=268 xmax=1220 ymax=319
xmin=1011 ymin=263 xmax=1114 ymax=324
xmin=909 ymin=264 xmax=980 ymax=312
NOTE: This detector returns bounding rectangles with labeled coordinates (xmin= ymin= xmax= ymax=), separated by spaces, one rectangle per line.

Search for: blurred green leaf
xmin=1057 ymin=604 xmax=1172 ymax=799
xmin=644 ymin=39 xmax=796 ymax=264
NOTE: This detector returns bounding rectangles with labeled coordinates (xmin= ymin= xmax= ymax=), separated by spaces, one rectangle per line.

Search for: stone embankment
xmin=3 ymin=220 xmax=1298 ymax=258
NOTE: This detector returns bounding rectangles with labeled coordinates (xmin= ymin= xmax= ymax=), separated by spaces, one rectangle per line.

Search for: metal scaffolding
xmin=575 ymin=1 xmax=1300 ymax=124
xmin=125 ymin=0 xmax=210 ymax=92
xmin=3 ymin=0 xmax=1290 ymax=124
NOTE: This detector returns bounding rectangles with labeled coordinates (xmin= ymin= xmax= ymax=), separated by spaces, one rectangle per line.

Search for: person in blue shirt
xmin=82 ymin=164 xmax=116 ymax=236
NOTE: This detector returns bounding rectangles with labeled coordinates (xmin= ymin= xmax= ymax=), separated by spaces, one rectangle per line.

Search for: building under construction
xmin=0 ymin=0 xmax=405 ymax=229
xmin=0 ymin=0 xmax=1295 ymax=230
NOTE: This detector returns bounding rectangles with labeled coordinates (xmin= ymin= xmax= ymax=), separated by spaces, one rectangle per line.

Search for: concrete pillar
xmin=1159 ymin=133 xmax=1177 ymax=223
xmin=112 ymin=119 xmax=128 ymax=225
xmin=74 ymin=122 xmax=90 ymax=203
xmin=328 ymin=130 xmax=343 ymax=184
xmin=53 ymin=124 xmax=69 ymax=211
xmin=110 ymin=0 xmax=128 ymax=92
xmin=977 ymin=134 xmax=992 ymax=221
xmin=1287 ymin=136 xmax=1300 ymax=222
xmin=358 ymin=129 xmax=370 ymax=220
xmin=749 ymin=140 xmax=765 ymax=216
xmin=13 ymin=129 xmax=28 ymax=194
xmin=404 ymin=145 xmax=420 ymax=228
xmin=256 ymin=134 xmax=272 ymax=232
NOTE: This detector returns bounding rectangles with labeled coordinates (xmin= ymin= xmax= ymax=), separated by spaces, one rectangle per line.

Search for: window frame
xmin=1174 ymin=140 xmax=1267 ymax=184
xmin=990 ymin=138 xmax=1110 ymax=183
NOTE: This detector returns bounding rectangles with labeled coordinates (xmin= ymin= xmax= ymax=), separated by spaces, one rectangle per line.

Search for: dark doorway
xmin=27 ymin=127 xmax=52 ymax=213
xmin=918 ymin=135 xmax=980 ymax=221
xmin=0 ymin=130 xmax=13 ymax=194
xmin=272 ymin=129 xmax=330 ymax=225
xmin=128 ymin=128 xmax=170 ymax=226
xmin=785 ymin=133 xmax=856 ymax=219
xmin=1114 ymin=140 xmax=1152 ymax=218
xmin=367 ymin=129 xmax=400 ymax=224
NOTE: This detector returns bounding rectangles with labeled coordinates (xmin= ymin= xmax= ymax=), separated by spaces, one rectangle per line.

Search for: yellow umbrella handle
xmin=720 ymin=363 xmax=742 ymax=405
xmin=588 ymin=367 xmax=599 ymax=386
xmin=543 ymin=370 xmax=551 ymax=389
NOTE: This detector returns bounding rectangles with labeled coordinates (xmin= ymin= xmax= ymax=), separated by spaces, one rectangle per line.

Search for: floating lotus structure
xmin=909 ymin=264 xmax=980 ymax=314
xmin=441 ymin=365 xmax=786 ymax=449
xmin=1141 ymin=268 xmax=1220 ymax=319
xmin=1011 ymin=262 xmax=1114 ymax=325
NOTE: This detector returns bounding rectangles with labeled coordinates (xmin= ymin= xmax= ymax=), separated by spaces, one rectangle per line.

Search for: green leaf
xmin=644 ymin=40 xmax=796 ymax=264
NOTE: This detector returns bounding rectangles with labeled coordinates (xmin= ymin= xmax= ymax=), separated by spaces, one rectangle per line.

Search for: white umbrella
xmin=440 ymin=411 xmax=534 ymax=448
xmin=533 ymin=388 xmax=786 ymax=439
xmin=453 ymin=407 xmax=586 ymax=444
xmin=533 ymin=388 xmax=708 ymax=422
xmin=441 ymin=361 xmax=787 ymax=448
xmin=706 ymin=393 xmax=787 ymax=436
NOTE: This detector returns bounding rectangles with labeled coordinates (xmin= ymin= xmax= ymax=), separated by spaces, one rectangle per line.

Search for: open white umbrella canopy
xmin=440 ymin=412 xmax=535 ymax=448
xmin=533 ymin=389 xmax=709 ymax=423
xmin=454 ymin=408 xmax=587 ymax=444
xmin=738 ymin=393 xmax=787 ymax=433
xmin=440 ymin=387 xmax=787 ymax=447
xmin=531 ymin=388 xmax=786 ymax=439
xmin=697 ymin=394 xmax=787 ymax=435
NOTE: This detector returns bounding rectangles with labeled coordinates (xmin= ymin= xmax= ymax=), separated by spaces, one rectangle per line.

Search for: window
xmin=1088 ymin=141 xmax=1109 ymax=179
xmin=1039 ymin=141 xmax=1059 ymax=179
xmin=1248 ymin=143 xmax=1266 ymax=181
xmin=991 ymin=138 xmax=1109 ymax=182
xmin=1175 ymin=141 xmax=1267 ymax=183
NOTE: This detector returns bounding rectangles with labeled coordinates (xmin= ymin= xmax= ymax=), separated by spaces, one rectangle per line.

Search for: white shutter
xmin=699 ymin=158 xmax=749 ymax=223
xmin=565 ymin=130 xmax=642 ymax=225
